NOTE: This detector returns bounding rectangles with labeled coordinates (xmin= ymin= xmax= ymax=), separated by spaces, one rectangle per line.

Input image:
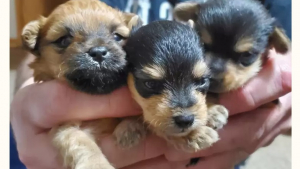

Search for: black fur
xmin=56 ymin=23 xmax=129 ymax=95
xmin=125 ymin=20 xmax=210 ymax=105
xmin=190 ymin=0 xmax=278 ymax=92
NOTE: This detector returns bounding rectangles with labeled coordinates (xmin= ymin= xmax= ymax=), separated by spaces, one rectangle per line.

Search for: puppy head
xmin=21 ymin=0 xmax=142 ymax=94
xmin=125 ymin=20 xmax=210 ymax=137
xmin=174 ymin=0 xmax=291 ymax=93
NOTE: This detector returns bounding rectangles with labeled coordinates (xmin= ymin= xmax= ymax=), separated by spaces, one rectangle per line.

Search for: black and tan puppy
xmin=174 ymin=0 xmax=290 ymax=93
xmin=21 ymin=0 xmax=141 ymax=168
xmin=174 ymin=0 xmax=291 ymax=166
xmin=113 ymin=20 xmax=228 ymax=153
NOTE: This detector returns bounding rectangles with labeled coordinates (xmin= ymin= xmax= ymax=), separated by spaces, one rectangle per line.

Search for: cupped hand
xmin=10 ymin=79 xmax=167 ymax=169
xmin=136 ymin=49 xmax=292 ymax=169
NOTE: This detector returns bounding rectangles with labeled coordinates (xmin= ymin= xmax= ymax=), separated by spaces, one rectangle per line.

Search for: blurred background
xmin=10 ymin=0 xmax=291 ymax=169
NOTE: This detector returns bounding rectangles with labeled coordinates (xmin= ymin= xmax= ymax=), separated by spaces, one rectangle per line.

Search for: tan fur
xmin=142 ymin=65 xmax=166 ymax=79
xmin=127 ymin=73 xmax=219 ymax=152
xmin=223 ymin=56 xmax=262 ymax=91
xmin=22 ymin=0 xmax=137 ymax=83
xmin=234 ymin=37 xmax=254 ymax=53
xmin=51 ymin=119 xmax=119 ymax=169
xmin=161 ymin=125 xmax=219 ymax=152
xmin=173 ymin=2 xmax=199 ymax=22
xmin=269 ymin=27 xmax=291 ymax=53
xmin=193 ymin=60 xmax=209 ymax=78
xmin=187 ymin=19 xmax=195 ymax=28
xmin=200 ymin=29 xmax=213 ymax=45
xmin=113 ymin=116 xmax=147 ymax=149
xmin=21 ymin=0 xmax=141 ymax=169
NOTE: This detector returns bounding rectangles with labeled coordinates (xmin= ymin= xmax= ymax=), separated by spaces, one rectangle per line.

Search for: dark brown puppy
xmin=21 ymin=0 xmax=141 ymax=168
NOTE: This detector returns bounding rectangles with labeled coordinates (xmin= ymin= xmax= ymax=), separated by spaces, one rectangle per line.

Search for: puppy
xmin=113 ymin=20 xmax=228 ymax=153
xmin=174 ymin=0 xmax=291 ymax=166
xmin=174 ymin=0 xmax=290 ymax=93
xmin=21 ymin=0 xmax=141 ymax=168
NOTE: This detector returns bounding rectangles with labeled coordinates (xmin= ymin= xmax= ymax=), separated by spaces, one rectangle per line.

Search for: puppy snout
xmin=171 ymin=92 xmax=197 ymax=108
xmin=173 ymin=115 xmax=194 ymax=128
xmin=209 ymin=57 xmax=226 ymax=75
xmin=89 ymin=47 xmax=109 ymax=59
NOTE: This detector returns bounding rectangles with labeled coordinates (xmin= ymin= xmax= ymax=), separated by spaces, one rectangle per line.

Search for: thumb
xmin=14 ymin=80 xmax=141 ymax=129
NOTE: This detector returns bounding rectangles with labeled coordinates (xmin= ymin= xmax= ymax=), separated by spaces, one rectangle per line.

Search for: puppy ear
xmin=174 ymin=2 xmax=200 ymax=22
xmin=268 ymin=27 xmax=291 ymax=53
xmin=21 ymin=16 xmax=46 ymax=56
xmin=123 ymin=13 xmax=143 ymax=31
xmin=183 ymin=19 xmax=195 ymax=28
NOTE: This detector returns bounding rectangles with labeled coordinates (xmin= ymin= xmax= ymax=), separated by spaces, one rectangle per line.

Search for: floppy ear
xmin=268 ymin=27 xmax=291 ymax=53
xmin=123 ymin=13 xmax=143 ymax=32
xmin=173 ymin=2 xmax=200 ymax=22
xmin=21 ymin=16 xmax=46 ymax=56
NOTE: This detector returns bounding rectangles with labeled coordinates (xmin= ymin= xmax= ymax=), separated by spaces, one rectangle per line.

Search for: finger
xmin=99 ymin=135 xmax=167 ymax=168
xmin=13 ymin=80 xmax=141 ymax=129
xmin=219 ymin=49 xmax=291 ymax=115
xmin=189 ymin=150 xmax=249 ymax=169
xmin=165 ymin=95 xmax=291 ymax=161
xmin=10 ymin=112 xmax=62 ymax=169
xmin=121 ymin=156 xmax=190 ymax=169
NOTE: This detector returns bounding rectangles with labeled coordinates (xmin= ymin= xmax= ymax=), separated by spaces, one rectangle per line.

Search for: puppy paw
xmin=168 ymin=126 xmax=219 ymax=152
xmin=207 ymin=105 xmax=229 ymax=130
xmin=113 ymin=117 xmax=147 ymax=149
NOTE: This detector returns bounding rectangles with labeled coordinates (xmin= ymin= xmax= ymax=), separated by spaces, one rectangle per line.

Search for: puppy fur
xmin=115 ymin=20 xmax=227 ymax=153
xmin=174 ymin=0 xmax=291 ymax=93
xmin=174 ymin=0 xmax=291 ymax=129
xmin=174 ymin=0 xmax=291 ymax=166
xmin=22 ymin=0 xmax=141 ymax=168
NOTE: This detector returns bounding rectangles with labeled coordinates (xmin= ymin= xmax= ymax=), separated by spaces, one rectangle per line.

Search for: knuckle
xmin=237 ymin=86 xmax=256 ymax=109
xmin=46 ymin=82 xmax=71 ymax=118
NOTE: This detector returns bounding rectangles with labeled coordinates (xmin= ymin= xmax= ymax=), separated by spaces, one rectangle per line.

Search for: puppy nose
xmin=173 ymin=115 xmax=194 ymax=128
xmin=209 ymin=57 xmax=226 ymax=75
xmin=89 ymin=47 xmax=108 ymax=58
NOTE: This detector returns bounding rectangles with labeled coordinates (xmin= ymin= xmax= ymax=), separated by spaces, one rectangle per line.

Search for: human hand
xmin=10 ymin=79 xmax=168 ymax=169
xmin=121 ymin=49 xmax=291 ymax=169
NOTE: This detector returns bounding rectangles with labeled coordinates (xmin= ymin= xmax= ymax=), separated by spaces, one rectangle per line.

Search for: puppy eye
xmin=53 ymin=35 xmax=72 ymax=48
xmin=241 ymin=51 xmax=252 ymax=58
xmin=195 ymin=77 xmax=209 ymax=90
xmin=113 ymin=33 xmax=124 ymax=42
xmin=239 ymin=51 xmax=255 ymax=67
xmin=144 ymin=81 xmax=159 ymax=90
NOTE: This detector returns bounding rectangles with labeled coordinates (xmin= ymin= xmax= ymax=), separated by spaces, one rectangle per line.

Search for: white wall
xmin=10 ymin=0 xmax=17 ymax=39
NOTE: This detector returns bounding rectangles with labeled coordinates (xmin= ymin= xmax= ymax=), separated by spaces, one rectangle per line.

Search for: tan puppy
xmin=21 ymin=0 xmax=141 ymax=169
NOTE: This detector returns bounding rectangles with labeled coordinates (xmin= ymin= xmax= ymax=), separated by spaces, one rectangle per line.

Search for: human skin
xmin=10 ymin=49 xmax=291 ymax=169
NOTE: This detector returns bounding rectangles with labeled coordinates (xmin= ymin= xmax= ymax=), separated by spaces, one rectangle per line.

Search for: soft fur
xmin=22 ymin=0 xmax=141 ymax=168
xmin=114 ymin=20 xmax=228 ymax=153
xmin=174 ymin=0 xmax=290 ymax=93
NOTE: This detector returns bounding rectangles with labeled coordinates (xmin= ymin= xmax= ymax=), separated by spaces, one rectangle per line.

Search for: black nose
xmin=89 ymin=47 xmax=108 ymax=58
xmin=209 ymin=57 xmax=226 ymax=75
xmin=173 ymin=115 xmax=194 ymax=128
